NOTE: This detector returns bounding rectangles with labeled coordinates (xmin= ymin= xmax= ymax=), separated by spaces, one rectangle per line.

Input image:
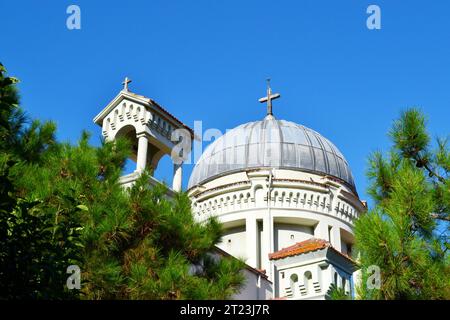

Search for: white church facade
xmin=93 ymin=78 xmax=366 ymax=300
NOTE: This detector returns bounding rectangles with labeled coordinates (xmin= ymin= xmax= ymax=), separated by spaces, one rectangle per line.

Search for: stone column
xmin=172 ymin=162 xmax=183 ymax=192
xmin=136 ymin=134 xmax=148 ymax=172
xmin=262 ymin=215 xmax=273 ymax=279
xmin=245 ymin=217 xmax=258 ymax=268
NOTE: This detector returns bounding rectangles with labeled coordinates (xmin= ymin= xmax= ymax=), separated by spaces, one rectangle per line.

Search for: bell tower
xmin=93 ymin=77 xmax=193 ymax=191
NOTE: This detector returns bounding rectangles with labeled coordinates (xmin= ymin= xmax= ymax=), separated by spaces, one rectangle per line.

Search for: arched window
xmin=304 ymin=271 xmax=313 ymax=294
xmin=290 ymin=274 xmax=299 ymax=297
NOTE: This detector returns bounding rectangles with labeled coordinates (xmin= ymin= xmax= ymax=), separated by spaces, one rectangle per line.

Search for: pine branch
xmin=418 ymin=158 xmax=446 ymax=183
xmin=430 ymin=213 xmax=450 ymax=222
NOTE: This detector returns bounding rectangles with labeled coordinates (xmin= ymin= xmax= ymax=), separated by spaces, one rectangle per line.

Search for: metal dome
xmin=188 ymin=117 xmax=355 ymax=190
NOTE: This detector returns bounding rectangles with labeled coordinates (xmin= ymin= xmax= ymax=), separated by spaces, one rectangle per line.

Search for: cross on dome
xmin=258 ymin=78 xmax=280 ymax=118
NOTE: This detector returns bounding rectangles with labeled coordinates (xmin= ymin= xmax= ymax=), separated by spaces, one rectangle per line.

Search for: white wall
xmin=233 ymin=269 xmax=272 ymax=300
xmin=278 ymin=264 xmax=322 ymax=299
xmin=274 ymin=223 xmax=314 ymax=251
xmin=189 ymin=168 xmax=363 ymax=296
xmin=217 ymin=226 xmax=247 ymax=260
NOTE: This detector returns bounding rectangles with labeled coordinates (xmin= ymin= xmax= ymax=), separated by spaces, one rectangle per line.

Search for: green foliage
xmin=390 ymin=109 xmax=430 ymax=160
xmin=355 ymin=108 xmax=450 ymax=300
xmin=0 ymin=62 xmax=81 ymax=299
xmin=327 ymin=284 xmax=351 ymax=300
xmin=80 ymin=171 xmax=245 ymax=299
xmin=0 ymin=62 xmax=244 ymax=299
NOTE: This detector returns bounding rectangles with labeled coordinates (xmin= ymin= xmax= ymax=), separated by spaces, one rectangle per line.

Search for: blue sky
xmin=1 ymin=0 xmax=449 ymax=203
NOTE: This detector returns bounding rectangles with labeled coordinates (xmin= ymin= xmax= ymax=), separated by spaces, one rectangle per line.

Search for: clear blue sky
xmin=1 ymin=0 xmax=449 ymax=202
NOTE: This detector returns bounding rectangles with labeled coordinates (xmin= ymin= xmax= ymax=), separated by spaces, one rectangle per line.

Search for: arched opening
xmin=304 ymin=271 xmax=313 ymax=295
xmin=254 ymin=185 xmax=264 ymax=206
xmin=153 ymin=154 xmax=173 ymax=186
xmin=115 ymin=125 xmax=138 ymax=175
xmin=290 ymin=274 xmax=299 ymax=297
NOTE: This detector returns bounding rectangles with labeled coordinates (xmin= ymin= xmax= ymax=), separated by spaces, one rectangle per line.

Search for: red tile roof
xmin=268 ymin=238 xmax=354 ymax=263
xmin=269 ymin=238 xmax=329 ymax=260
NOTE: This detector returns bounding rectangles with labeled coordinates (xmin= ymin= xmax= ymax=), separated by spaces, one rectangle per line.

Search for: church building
xmin=93 ymin=78 xmax=366 ymax=300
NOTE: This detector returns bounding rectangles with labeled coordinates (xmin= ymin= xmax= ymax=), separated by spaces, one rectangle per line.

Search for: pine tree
xmin=80 ymin=169 xmax=245 ymax=299
xmin=0 ymin=62 xmax=245 ymax=299
xmin=354 ymin=108 xmax=450 ymax=299
xmin=25 ymin=130 xmax=245 ymax=299
xmin=18 ymin=121 xmax=245 ymax=300
xmin=0 ymin=62 xmax=83 ymax=299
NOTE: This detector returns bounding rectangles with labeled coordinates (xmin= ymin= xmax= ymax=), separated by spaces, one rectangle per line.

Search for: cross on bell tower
xmin=258 ymin=78 xmax=280 ymax=118
xmin=122 ymin=77 xmax=132 ymax=91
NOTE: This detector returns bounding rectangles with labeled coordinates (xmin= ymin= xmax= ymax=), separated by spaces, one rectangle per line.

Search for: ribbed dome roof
xmin=188 ymin=117 xmax=355 ymax=190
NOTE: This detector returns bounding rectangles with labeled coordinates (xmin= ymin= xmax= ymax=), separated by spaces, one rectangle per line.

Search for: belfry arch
xmin=93 ymin=77 xmax=194 ymax=191
xmin=115 ymin=125 xmax=138 ymax=162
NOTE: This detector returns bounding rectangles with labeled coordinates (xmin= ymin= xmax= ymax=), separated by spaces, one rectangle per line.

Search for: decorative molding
xmin=191 ymin=179 xmax=361 ymax=225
